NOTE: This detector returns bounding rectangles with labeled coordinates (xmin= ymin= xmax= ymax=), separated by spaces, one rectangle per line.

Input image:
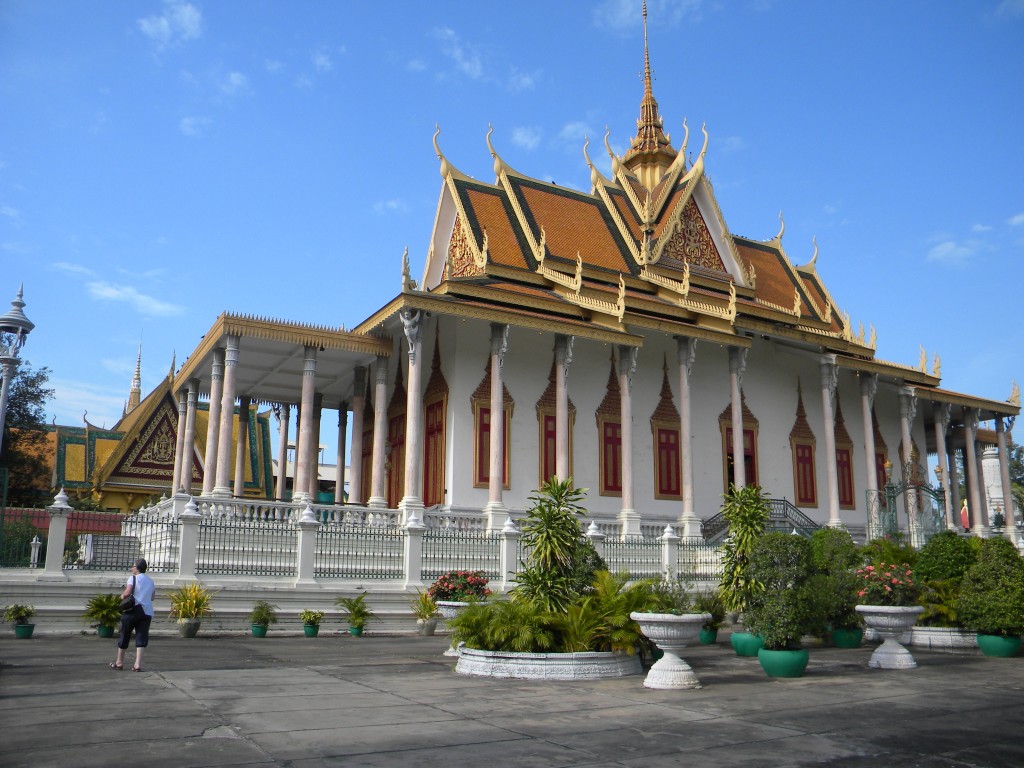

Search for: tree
xmin=1008 ymin=437 xmax=1023 ymax=520
xmin=1 ymin=361 xmax=54 ymax=507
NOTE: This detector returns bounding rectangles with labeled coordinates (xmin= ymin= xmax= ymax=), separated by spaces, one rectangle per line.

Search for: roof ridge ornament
xmin=486 ymin=123 xmax=508 ymax=179
xmin=432 ymin=125 xmax=450 ymax=178
xmin=1009 ymin=380 xmax=1020 ymax=407
xmin=775 ymin=211 xmax=785 ymax=243
xmin=401 ymin=247 xmax=418 ymax=293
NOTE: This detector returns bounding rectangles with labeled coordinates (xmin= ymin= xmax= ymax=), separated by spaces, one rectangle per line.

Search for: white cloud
xmin=717 ymin=135 xmax=746 ymax=154
xmin=53 ymin=261 xmax=96 ymax=278
xmin=971 ymin=223 xmax=993 ymax=233
xmin=373 ymin=199 xmax=408 ymax=215
xmin=407 ymin=58 xmax=426 ymax=72
xmin=221 ymin=71 xmax=248 ymax=95
xmin=137 ymin=1 xmax=203 ymax=49
xmin=823 ymin=204 xmax=839 ymax=216
xmin=508 ymin=67 xmax=538 ymax=93
xmin=264 ymin=59 xmax=283 ymax=74
xmin=1008 ymin=212 xmax=1024 ymax=227
xmin=926 ymin=240 xmax=977 ymax=265
xmin=593 ymin=0 xmax=704 ymax=31
xmin=996 ymin=0 xmax=1024 ymax=18
xmin=559 ymin=121 xmax=591 ymax=144
xmin=511 ymin=127 xmax=542 ymax=150
xmin=179 ymin=116 xmax=212 ymax=136
xmin=433 ymin=27 xmax=483 ymax=80
xmin=313 ymin=50 xmax=334 ymax=73
xmin=85 ymin=281 xmax=186 ymax=317
xmin=0 ymin=205 xmax=19 ymax=220
xmin=49 ymin=377 xmax=128 ymax=430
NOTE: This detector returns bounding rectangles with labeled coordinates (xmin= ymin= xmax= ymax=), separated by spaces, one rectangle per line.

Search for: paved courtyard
xmin=1 ymin=631 xmax=1022 ymax=767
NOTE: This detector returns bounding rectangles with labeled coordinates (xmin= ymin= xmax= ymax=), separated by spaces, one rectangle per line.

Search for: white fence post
xmin=295 ymin=502 xmax=320 ymax=586
xmin=586 ymin=520 xmax=606 ymax=560
xmin=661 ymin=524 xmax=680 ymax=581
xmin=176 ymin=497 xmax=201 ymax=581
xmin=499 ymin=515 xmax=521 ymax=592
xmin=404 ymin=520 xmax=425 ymax=590
xmin=40 ymin=489 xmax=71 ymax=581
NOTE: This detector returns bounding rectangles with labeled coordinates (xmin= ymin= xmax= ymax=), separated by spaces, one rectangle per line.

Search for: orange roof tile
xmin=732 ymin=238 xmax=815 ymax=321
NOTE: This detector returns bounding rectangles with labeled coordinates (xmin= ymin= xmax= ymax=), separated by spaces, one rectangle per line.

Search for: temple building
xmin=160 ymin=13 xmax=1018 ymax=543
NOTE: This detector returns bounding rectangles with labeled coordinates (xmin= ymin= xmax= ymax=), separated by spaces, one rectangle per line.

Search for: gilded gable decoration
xmin=659 ymin=198 xmax=727 ymax=273
xmin=536 ymin=242 xmax=582 ymax=292
xmin=446 ymin=213 xmax=484 ymax=279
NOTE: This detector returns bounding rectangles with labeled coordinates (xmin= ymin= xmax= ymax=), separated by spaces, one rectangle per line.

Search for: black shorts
xmin=118 ymin=605 xmax=153 ymax=649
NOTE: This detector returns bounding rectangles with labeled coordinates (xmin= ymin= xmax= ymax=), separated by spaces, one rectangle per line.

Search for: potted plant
xmin=411 ymin=590 xmax=440 ymax=636
xmin=854 ymin=561 xmax=923 ymax=669
xmin=83 ymin=593 xmax=123 ymax=638
xmin=299 ymin=609 xmax=325 ymax=637
xmin=692 ymin=588 xmax=726 ymax=644
xmin=718 ymin=484 xmax=769 ymax=656
xmin=249 ymin=600 xmax=278 ymax=638
xmin=336 ymin=592 xmax=375 ymax=636
xmin=168 ymin=582 xmax=214 ymax=638
xmin=631 ymin=577 xmax=711 ymax=689
xmin=3 ymin=604 xmax=36 ymax=639
xmin=808 ymin=528 xmax=861 ymax=648
xmin=956 ymin=537 xmax=1024 ymax=657
xmin=742 ymin=533 xmax=816 ymax=678
xmin=913 ymin=530 xmax=979 ymax=649
xmin=430 ymin=569 xmax=493 ymax=655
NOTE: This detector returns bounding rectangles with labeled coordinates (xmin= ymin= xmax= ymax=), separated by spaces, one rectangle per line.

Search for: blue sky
xmin=2 ymin=0 xmax=1022 ymax=461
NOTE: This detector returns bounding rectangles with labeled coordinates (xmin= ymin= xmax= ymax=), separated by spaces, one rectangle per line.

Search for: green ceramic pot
xmin=757 ymin=648 xmax=810 ymax=678
xmin=349 ymin=626 xmax=364 ymax=637
xmin=976 ymin=633 xmax=1021 ymax=657
xmin=97 ymin=624 xmax=115 ymax=639
xmin=831 ymin=627 xmax=863 ymax=648
xmin=13 ymin=623 xmax=34 ymax=639
xmin=730 ymin=631 xmax=764 ymax=657
xmin=251 ymin=624 xmax=268 ymax=638
xmin=303 ymin=624 xmax=319 ymax=637
xmin=699 ymin=628 xmax=718 ymax=645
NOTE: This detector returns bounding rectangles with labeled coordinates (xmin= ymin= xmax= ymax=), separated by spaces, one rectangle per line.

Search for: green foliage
xmin=249 ymin=600 xmax=279 ymax=627
xmin=918 ymin=579 xmax=963 ymax=628
xmin=3 ymin=603 xmax=35 ymax=625
xmin=0 ymin=517 xmax=43 ymax=567
xmin=807 ymin=528 xmax=860 ymax=634
xmin=410 ymin=590 xmax=438 ymax=620
xmin=448 ymin=600 xmax=558 ymax=653
xmin=742 ymin=533 xmax=816 ymax=650
xmin=513 ymin=477 xmax=603 ymax=612
xmin=718 ymin=484 xmax=770 ymax=613
xmin=167 ymin=582 xmax=214 ymax=620
xmin=585 ymin=570 xmax=658 ymax=654
xmin=646 ymin=577 xmax=694 ymax=615
xmin=915 ymin=531 xmax=977 ymax=582
xmin=1 ymin=362 xmax=55 ymax=507
xmin=299 ymin=609 xmax=324 ymax=626
xmin=82 ymin=593 xmax=122 ymax=628
xmin=427 ymin=570 xmax=491 ymax=601
xmin=860 ymin=534 xmax=917 ymax=570
xmin=956 ymin=537 xmax=1024 ymax=636
xmin=691 ymin=587 xmax=726 ymax=631
xmin=854 ymin=563 xmax=920 ymax=606
xmin=335 ymin=592 xmax=375 ymax=629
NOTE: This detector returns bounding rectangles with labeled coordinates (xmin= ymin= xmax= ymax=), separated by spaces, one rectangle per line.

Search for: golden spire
xmin=622 ymin=0 xmax=676 ymax=186
xmin=126 ymin=343 xmax=142 ymax=414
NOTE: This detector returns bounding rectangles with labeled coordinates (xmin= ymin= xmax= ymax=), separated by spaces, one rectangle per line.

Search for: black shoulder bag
xmin=120 ymin=575 xmax=137 ymax=612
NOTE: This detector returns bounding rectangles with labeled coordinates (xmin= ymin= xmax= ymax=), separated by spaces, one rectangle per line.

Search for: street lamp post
xmin=0 ymin=285 xmax=34 ymax=458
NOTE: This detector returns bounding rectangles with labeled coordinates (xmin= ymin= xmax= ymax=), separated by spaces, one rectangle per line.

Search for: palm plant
xmin=83 ymin=593 xmax=123 ymax=629
xmin=448 ymin=599 xmax=557 ymax=653
xmin=168 ymin=582 xmax=214 ymax=620
xmin=718 ymin=484 xmax=770 ymax=614
xmin=335 ymin=592 xmax=375 ymax=630
xmin=249 ymin=600 xmax=279 ymax=628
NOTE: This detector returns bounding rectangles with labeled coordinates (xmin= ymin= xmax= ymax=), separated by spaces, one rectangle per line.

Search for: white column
xmin=860 ymin=374 xmax=880 ymax=539
xmin=728 ymin=346 xmax=747 ymax=489
xmin=293 ymin=346 xmax=317 ymax=504
xmin=182 ymin=379 xmax=199 ymax=493
xmin=677 ymin=337 xmax=700 ymax=539
xmin=554 ymin=334 xmax=573 ymax=481
xmin=820 ymin=355 xmax=842 ymax=528
xmin=368 ymin=356 xmax=389 ymax=508
xmin=232 ymin=396 xmax=250 ymax=498
xmin=948 ymin=446 xmax=962 ymax=522
xmin=962 ymin=407 xmax=987 ymax=536
xmin=898 ymin=387 xmax=921 ymax=546
xmin=933 ymin=403 xmax=953 ymax=530
xmin=307 ymin=393 xmax=322 ymax=499
xmin=484 ymin=323 xmax=509 ymax=530
xmin=275 ymin=403 xmax=290 ymax=501
xmin=976 ymin=442 xmax=991 ymax=530
xmin=336 ymin=402 xmax=348 ymax=505
xmin=213 ymin=334 xmax=240 ymax=497
xmin=171 ymin=389 xmax=188 ymax=493
xmin=400 ymin=309 xmax=425 ymax=525
xmin=201 ymin=349 xmax=225 ymax=496
xmin=349 ymin=367 xmax=366 ymax=505
xmin=997 ymin=417 xmax=1018 ymax=545
xmin=618 ymin=344 xmax=639 ymax=537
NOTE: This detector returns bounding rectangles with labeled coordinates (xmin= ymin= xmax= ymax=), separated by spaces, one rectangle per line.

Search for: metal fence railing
xmin=315 ymin=524 xmax=405 ymax=579
xmin=676 ymin=541 xmax=723 ymax=582
xmin=421 ymin=529 xmax=501 ymax=582
xmin=196 ymin=518 xmax=297 ymax=577
xmin=601 ymin=536 xmax=663 ymax=580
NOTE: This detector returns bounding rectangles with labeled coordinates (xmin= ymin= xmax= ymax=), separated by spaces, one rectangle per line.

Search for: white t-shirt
xmin=126 ymin=573 xmax=156 ymax=617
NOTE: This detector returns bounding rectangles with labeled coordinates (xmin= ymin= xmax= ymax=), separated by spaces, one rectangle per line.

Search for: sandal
xmin=109 ymin=662 xmax=123 ymax=670
xmin=131 ymin=666 xmax=142 ymax=672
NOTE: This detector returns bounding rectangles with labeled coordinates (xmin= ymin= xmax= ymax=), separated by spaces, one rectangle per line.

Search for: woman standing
xmin=110 ymin=558 xmax=156 ymax=672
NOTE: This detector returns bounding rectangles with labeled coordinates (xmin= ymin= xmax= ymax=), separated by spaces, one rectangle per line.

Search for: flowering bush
xmin=855 ymin=563 xmax=920 ymax=607
xmin=428 ymin=570 xmax=491 ymax=602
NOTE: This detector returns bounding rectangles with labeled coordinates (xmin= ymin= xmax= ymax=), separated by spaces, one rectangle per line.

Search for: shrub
xmin=956 ymin=537 xmax=1024 ymax=636
xmin=428 ymin=571 xmax=492 ymax=602
xmin=718 ymin=484 xmax=770 ymax=614
xmin=860 ymin=534 xmax=916 ymax=570
xmin=914 ymin=531 xmax=977 ymax=582
xmin=743 ymin=533 xmax=815 ymax=650
xmin=808 ymin=528 xmax=860 ymax=634
xmin=299 ymin=609 xmax=325 ymax=626
xmin=249 ymin=600 xmax=279 ymax=627
xmin=691 ymin=588 xmax=726 ymax=631
xmin=335 ymin=592 xmax=375 ymax=630
xmin=83 ymin=593 xmax=123 ymax=628
xmin=167 ymin=582 xmax=214 ymax=620
xmin=3 ymin=604 xmax=36 ymax=625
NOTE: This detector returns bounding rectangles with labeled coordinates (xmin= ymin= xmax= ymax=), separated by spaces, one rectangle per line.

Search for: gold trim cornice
xmin=832 ymin=355 xmax=939 ymax=386
xmin=919 ymin=388 xmax=1021 ymax=416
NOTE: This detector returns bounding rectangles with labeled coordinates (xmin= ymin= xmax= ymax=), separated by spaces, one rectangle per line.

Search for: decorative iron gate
xmin=865 ymin=461 xmax=946 ymax=547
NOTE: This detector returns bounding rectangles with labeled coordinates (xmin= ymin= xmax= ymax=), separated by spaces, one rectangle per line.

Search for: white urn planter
xmin=436 ymin=600 xmax=473 ymax=656
xmin=456 ymin=648 xmax=642 ymax=680
xmin=630 ymin=611 xmax=710 ymax=690
xmin=856 ymin=605 xmax=924 ymax=669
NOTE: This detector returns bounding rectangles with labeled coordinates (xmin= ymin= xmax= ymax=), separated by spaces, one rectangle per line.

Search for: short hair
xmin=134 ymin=558 xmax=148 ymax=573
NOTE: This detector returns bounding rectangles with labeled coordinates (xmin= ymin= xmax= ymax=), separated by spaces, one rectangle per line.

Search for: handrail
xmin=701 ymin=497 xmax=821 ymax=541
